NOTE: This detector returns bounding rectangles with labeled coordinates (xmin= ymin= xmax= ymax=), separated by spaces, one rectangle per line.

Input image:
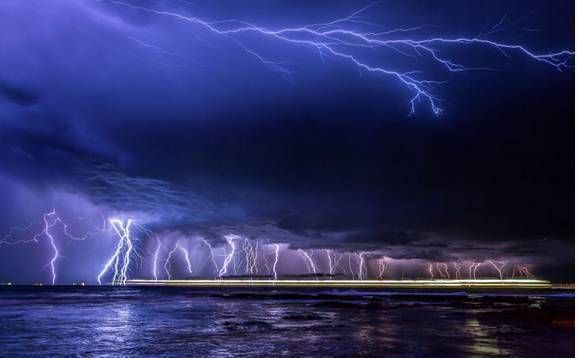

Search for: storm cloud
xmin=0 ymin=0 xmax=573 ymax=282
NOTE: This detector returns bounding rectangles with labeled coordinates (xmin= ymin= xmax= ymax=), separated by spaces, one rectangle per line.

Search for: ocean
xmin=0 ymin=286 xmax=573 ymax=357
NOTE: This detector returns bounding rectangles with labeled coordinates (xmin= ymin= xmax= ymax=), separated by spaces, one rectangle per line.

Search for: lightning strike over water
xmin=106 ymin=0 xmax=574 ymax=115
xmin=298 ymin=249 xmax=317 ymax=275
xmin=436 ymin=263 xmax=450 ymax=279
xmin=97 ymin=218 xmax=133 ymax=285
xmin=163 ymin=245 xmax=178 ymax=280
xmin=37 ymin=210 xmax=60 ymax=286
xmin=325 ymin=249 xmax=334 ymax=276
xmin=219 ymin=235 xmax=238 ymax=278
xmin=488 ymin=260 xmax=507 ymax=280
xmin=1 ymin=209 xmax=106 ymax=285
xmin=0 ymin=1 xmax=572 ymax=355
xmin=178 ymin=244 xmax=193 ymax=275
xmin=272 ymin=244 xmax=280 ymax=281
xmin=200 ymin=238 xmax=219 ymax=275
xmin=377 ymin=257 xmax=389 ymax=279
xmin=356 ymin=252 xmax=368 ymax=280
xmin=453 ymin=262 xmax=462 ymax=279
xmin=152 ymin=238 xmax=161 ymax=281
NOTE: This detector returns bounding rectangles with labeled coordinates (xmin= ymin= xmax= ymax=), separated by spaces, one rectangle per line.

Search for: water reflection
xmin=463 ymin=318 xmax=509 ymax=356
xmin=0 ymin=287 xmax=573 ymax=356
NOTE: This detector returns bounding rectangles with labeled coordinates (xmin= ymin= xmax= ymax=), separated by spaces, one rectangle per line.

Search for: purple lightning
xmin=107 ymin=1 xmax=574 ymax=115
xmin=488 ymin=260 xmax=507 ymax=280
xmin=2 ymin=209 xmax=103 ymax=285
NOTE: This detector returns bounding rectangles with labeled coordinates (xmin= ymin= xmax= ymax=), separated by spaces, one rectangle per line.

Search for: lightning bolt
xmin=200 ymin=237 xmax=219 ymax=277
xmin=34 ymin=210 xmax=60 ymax=285
xmin=298 ymin=249 xmax=317 ymax=275
xmin=272 ymin=243 xmax=280 ymax=281
xmin=333 ymin=253 xmax=344 ymax=276
xmin=452 ymin=262 xmax=462 ymax=279
xmin=325 ymin=249 xmax=334 ymax=276
xmin=162 ymin=243 xmax=193 ymax=279
xmin=356 ymin=252 xmax=367 ymax=280
xmin=3 ymin=209 xmax=103 ymax=285
xmin=106 ymin=0 xmax=574 ymax=115
xmin=348 ymin=253 xmax=356 ymax=279
xmin=435 ymin=262 xmax=450 ymax=279
xmin=242 ymin=238 xmax=260 ymax=276
xmin=468 ymin=262 xmax=482 ymax=279
xmin=514 ymin=265 xmax=533 ymax=279
xmin=152 ymin=237 xmax=161 ymax=281
xmin=0 ymin=224 xmax=35 ymax=246
xmin=377 ymin=257 xmax=389 ymax=279
xmin=218 ymin=234 xmax=237 ymax=278
xmin=178 ymin=244 xmax=193 ymax=275
xmin=428 ymin=263 xmax=434 ymax=279
xmin=163 ymin=244 xmax=178 ymax=280
xmin=487 ymin=260 xmax=507 ymax=280
xmin=97 ymin=218 xmax=133 ymax=285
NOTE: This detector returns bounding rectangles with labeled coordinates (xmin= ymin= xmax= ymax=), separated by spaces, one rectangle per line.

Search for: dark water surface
xmin=0 ymin=287 xmax=573 ymax=357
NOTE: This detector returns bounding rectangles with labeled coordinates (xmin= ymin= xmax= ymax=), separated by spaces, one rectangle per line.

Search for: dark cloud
xmin=0 ymin=81 xmax=39 ymax=106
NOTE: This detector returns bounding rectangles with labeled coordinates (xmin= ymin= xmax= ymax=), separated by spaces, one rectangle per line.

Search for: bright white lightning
xmin=178 ymin=244 xmax=193 ymax=275
xmin=152 ymin=237 xmax=161 ymax=281
xmin=272 ymin=243 xmax=280 ymax=281
xmin=218 ymin=235 xmax=237 ymax=278
xmin=163 ymin=245 xmax=178 ymax=280
xmin=356 ymin=252 xmax=367 ymax=280
xmin=35 ymin=210 xmax=60 ymax=286
xmin=240 ymin=239 xmax=260 ymax=276
xmin=97 ymin=218 xmax=133 ymax=285
xmin=298 ymin=249 xmax=317 ymax=275
xmin=162 ymin=243 xmax=192 ymax=279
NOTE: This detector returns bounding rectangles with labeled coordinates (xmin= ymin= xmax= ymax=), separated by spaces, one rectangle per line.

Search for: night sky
xmin=0 ymin=0 xmax=574 ymax=283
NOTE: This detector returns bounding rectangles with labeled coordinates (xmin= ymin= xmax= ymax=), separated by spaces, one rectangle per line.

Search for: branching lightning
xmin=97 ymin=218 xmax=133 ymax=285
xmin=107 ymin=0 xmax=574 ymax=115
xmin=0 ymin=215 xmax=547 ymax=284
xmin=487 ymin=260 xmax=507 ymax=280
xmin=2 ymin=209 xmax=104 ymax=285
xmin=453 ymin=262 xmax=462 ymax=279
xmin=298 ymin=249 xmax=317 ymax=275
xmin=200 ymin=238 xmax=220 ymax=275
xmin=218 ymin=234 xmax=238 ymax=278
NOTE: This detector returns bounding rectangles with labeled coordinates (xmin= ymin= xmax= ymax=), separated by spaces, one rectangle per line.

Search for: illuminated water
xmin=0 ymin=287 xmax=573 ymax=357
